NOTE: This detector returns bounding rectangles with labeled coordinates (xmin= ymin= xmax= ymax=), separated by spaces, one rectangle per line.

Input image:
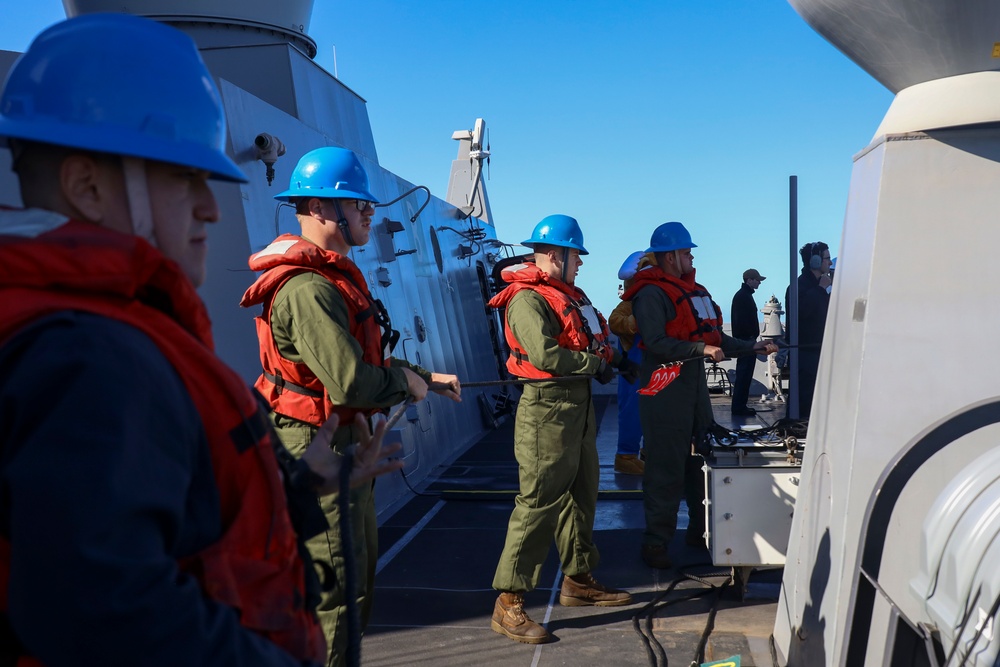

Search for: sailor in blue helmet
xmin=0 ymin=13 xmax=403 ymax=666
xmin=241 ymin=145 xmax=462 ymax=667
xmin=608 ymin=250 xmax=657 ymax=475
xmin=487 ymin=215 xmax=639 ymax=644
xmin=621 ymin=222 xmax=776 ymax=569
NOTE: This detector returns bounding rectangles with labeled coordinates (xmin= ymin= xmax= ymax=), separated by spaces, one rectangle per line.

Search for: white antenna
xmin=332 ymin=45 xmax=338 ymax=79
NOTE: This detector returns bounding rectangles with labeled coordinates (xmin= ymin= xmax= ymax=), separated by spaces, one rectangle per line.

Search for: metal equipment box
xmin=704 ymin=449 xmax=800 ymax=567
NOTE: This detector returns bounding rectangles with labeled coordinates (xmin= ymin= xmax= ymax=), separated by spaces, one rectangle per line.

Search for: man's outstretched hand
xmin=302 ymin=413 xmax=404 ymax=496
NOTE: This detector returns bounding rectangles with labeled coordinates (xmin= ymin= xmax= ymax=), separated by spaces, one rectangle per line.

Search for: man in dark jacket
xmin=730 ymin=269 xmax=766 ymax=416
xmin=786 ymin=242 xmax=832 ymax=419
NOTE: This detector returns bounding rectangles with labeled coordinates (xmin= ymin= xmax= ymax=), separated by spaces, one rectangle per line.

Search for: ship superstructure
xmin=774 ymin=1 xmax=1000 ymax=665
xmin=0 ymin=0 xmax=514 ymax=515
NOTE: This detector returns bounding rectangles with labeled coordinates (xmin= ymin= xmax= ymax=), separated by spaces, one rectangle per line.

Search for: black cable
xmin=944 ymin=587 xmax=980 ymax=667
xmin=692 ymin=576 xmax=730 ymax=664
xmin=632 ymin=564 xmax=734 ymax=667
xmin=648 ymin=598 xmax=669 ymax=666
xmin=710 ymin=417 xmax=809 ymax=449
xmin=274 ymin=201 xmax=295 ymax=237
xmin=652 ymin=587 xmax=718 ymax=666
xmin=397 ymin=463 xmax=441 ymax=498
xmin=632 ymin=577 xmax=685 ymax=667
xmin=321 ymin=402 xmax=416 ymax=667
xmin=956 ymin=586 xmax=1000 ymax=666
xmin=631 ymin=606 xmax=659 ymax=665
xmin=436 ymin=225 xmax=477 ymax=240
xmin=428 ymin=375 xmax=590 ymax=390
xmin=382 ymin=398 xmax=440 ymax=499
xmin=374 ymin=185 xmax=431 ymax=223
xmin=336 ymin=446 xmax=361 ymax=667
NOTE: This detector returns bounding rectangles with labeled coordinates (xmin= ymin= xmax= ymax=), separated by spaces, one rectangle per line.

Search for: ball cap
xmin=743 ymin=268 xmax=766 ymax=282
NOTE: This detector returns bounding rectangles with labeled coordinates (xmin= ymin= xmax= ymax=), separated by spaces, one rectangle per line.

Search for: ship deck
xmin=367 ymin=380 xmax=788 ymax=667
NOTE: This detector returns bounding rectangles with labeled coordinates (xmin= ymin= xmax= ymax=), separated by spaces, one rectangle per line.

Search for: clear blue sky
xmin=1 ymin=1 xmax=893 ymax=317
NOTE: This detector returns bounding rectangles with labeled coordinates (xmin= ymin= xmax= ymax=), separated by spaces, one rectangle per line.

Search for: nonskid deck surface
xmin=367 ymin=382 xmax=787 ymax=666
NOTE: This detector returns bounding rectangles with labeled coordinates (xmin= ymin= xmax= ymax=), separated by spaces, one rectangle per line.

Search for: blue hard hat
xmin=274 ymin=147 xmax=378 ymax=203
xmin=521 ymin=214 xmax=589 ymax=255
xmin=617 ymin=250 xmax=647 ymax=280
xmin=646 ymin=222 xmax=697 ymax=253
xmin=0 ymin=13 xmax=246 ymax=183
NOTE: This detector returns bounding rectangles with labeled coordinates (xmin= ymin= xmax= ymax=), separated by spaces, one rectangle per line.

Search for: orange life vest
xmin=0 ymin=221 xmax=325 ymax=664
xmin=240 ymin=235 xmax=390 ymax=428
xmin=622 ymin=265 xmax=724 ymax=346
xmin=488 ymin=262 xmax=613 ymax=379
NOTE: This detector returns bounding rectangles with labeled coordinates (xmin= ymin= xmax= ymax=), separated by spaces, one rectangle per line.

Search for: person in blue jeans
xmin=608 ymin=251 xmax=654 ymax=475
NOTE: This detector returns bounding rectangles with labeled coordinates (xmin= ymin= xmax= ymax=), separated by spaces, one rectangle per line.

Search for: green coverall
xmin=268 ymin=271 xmax=430 ymax=667
xmin=492 ymin=289 xmax=614 ymax=593
xmin=632 ymin=285 xmax=755 ymax=548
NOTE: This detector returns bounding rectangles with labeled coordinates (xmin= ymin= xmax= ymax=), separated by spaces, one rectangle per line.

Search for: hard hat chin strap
xmin=331 ymin=199 xmax=359 ymax=247
xmin=123 ymin=157 xmax=155 ymax=246
xmin=8 ymin=139 xmax=27 ymax=173
xmin=673 ymin=249 xmax=689 ymax=275
xmin=561 ymin=247 xmax=570 ymax=283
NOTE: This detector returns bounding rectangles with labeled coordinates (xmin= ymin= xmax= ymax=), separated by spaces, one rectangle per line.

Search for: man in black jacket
xmin=730 ymin=269 xmax=765 ymax=416
xmin=787 ymin=242 xmax=832 ymax=419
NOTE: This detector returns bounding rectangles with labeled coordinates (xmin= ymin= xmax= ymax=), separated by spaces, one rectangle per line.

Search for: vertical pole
xmin=788 ymin=175 xmax=800 ymax=420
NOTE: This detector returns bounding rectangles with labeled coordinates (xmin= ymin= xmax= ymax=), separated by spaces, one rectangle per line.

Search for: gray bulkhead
xmin=775 ymin=1 xmax=1000 ymax=665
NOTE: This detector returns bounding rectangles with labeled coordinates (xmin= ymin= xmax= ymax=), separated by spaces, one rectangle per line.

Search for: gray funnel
xmin=791 ymin=0 xmax=1000 ymax=135
xmin=789 ymin=0 xmax=1000 ymax=94
xmin=63 ymin=0 xmax=318 ymax=57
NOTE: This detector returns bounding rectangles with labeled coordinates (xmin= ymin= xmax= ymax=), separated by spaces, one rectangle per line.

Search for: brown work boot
xmin=641 ymin=543 xmax=672 ymax=570
xmin=559 ymin=572 xmax=633 ymax=607
xmin=491 ymin=592 xmax=550 ymax=644
xmin=614 ymin=453 xmax=644 ymax=475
